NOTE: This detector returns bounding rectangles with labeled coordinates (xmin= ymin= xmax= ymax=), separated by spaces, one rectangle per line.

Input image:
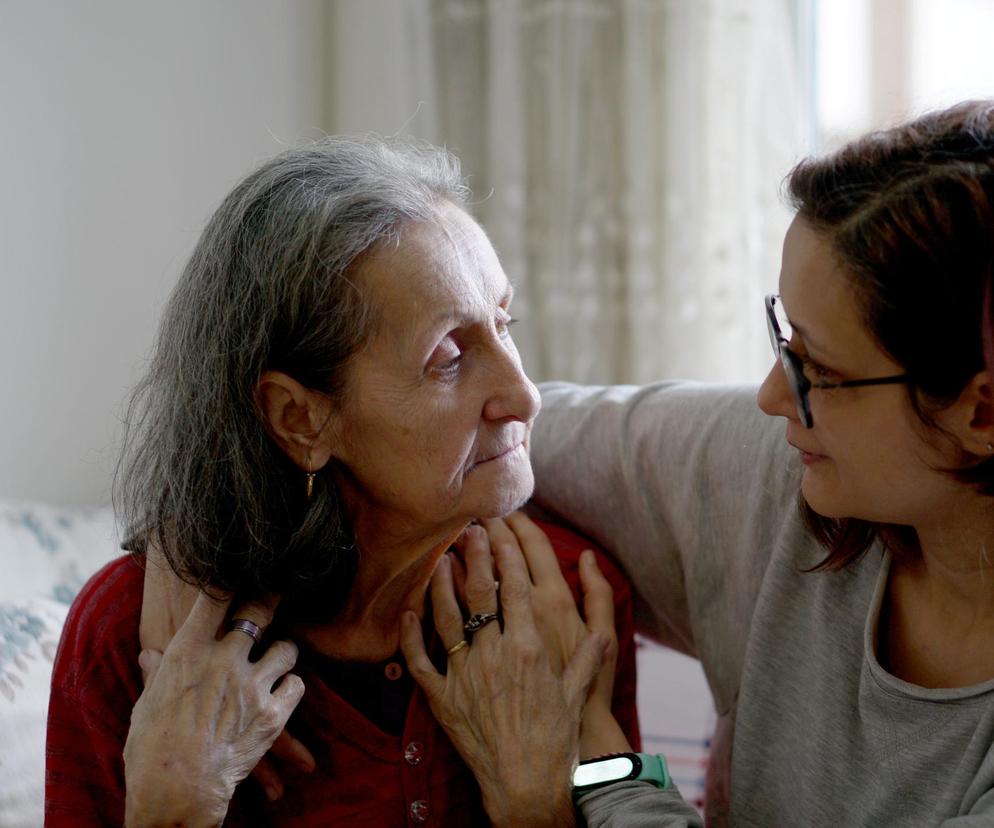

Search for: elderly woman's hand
xmin=482 ymin=513 xmax=632 ymax=758
xmin=400 ymin=523 xmax=610 ymax=828
xmin=124 ymin=592 xmax=305 ymax=827
xmin=140 ymin=542 xmax=316 ymax=801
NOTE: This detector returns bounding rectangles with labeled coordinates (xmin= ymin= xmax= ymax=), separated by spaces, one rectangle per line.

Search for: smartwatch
xmin=572 ymin=752 xmax=670 ymax=798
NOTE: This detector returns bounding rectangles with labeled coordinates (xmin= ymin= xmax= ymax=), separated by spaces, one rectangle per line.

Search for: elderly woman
xmin=45 ymin=137 xmax=639 ymax=826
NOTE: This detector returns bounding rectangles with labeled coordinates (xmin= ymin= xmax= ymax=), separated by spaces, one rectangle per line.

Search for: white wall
xmin=0 ymin=1 xmax=328 ymax=507
xmin=325 ymin=0 xmax=435 ymax=137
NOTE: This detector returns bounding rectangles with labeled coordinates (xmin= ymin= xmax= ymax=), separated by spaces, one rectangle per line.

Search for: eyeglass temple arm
xmin=811 ymin=374 xmax=911 ymax=390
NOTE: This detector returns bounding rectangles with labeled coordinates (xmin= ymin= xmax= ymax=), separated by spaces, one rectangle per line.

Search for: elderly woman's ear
xmin=256 ymin=370 xmax=338 ymax=471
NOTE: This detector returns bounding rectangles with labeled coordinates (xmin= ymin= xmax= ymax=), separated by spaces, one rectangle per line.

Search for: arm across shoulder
xmin=529 ymin=380 xmax=800 ymax=716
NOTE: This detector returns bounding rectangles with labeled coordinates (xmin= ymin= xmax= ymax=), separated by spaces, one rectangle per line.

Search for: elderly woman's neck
xmin=292 ymin=518 xmax=466 ymax=662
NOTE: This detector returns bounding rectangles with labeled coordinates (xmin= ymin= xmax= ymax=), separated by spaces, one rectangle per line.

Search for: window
xmin=814 ymin=0 xmax=994 ymax=150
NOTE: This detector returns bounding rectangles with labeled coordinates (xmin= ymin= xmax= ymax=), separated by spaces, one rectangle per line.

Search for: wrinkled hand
xmin=400 ymin=524 xmax=608 ymax=828
xmin=124 ymin=593 xmax=305 ymax=826
xmin=140 ymin=543 xmax=315 ymax=799
xmin=480 ymin=513 xmax=629 ymax=758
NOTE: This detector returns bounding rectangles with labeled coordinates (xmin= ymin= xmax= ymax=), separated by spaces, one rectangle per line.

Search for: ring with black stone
xmin=463 ymin=611 xmax=499 ymax=635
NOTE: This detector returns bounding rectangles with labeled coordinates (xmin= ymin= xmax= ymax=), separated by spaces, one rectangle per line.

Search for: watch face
xmin=573 ymin=755 xmax=637 ymax=788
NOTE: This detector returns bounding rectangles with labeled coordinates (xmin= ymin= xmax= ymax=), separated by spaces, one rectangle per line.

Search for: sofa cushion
xmin=0 ymin=597 xmax=70 ymax=825
xmin=0 ymin=499 xmax=119 ymax=604
xmin=0 ymin=499 xmax=117 ymax=828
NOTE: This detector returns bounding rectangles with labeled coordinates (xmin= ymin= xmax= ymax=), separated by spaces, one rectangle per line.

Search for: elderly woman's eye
xmin=431 ymin=341 xmax=463 ymax=374
xmin=497 ymin=317 xmax=519 ymax=337
xmin=437 ymin=354 xmax=462 ymax=372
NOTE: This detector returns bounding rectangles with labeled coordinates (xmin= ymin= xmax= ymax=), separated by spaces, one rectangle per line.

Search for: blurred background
xmin=2 ymin=0 xmax=994 ymax=509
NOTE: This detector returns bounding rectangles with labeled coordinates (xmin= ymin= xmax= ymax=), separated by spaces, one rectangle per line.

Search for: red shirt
xmin=46 ymin=520 xmax=639 ymax=826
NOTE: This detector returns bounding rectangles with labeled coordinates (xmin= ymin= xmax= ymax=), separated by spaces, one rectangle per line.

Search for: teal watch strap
xmin=633 ymin=753 xmax=669 ymax=788
xmin=572 ymin=752 xmax=670 ymax=799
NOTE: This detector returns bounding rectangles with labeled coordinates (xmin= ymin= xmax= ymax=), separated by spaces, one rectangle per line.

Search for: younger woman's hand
xmin=400 ymin=525 xmax=608 ymax=828
xmin=124 ymin=593 xmax=305 ymax=826
xmin=481 ymin=513 xmax=631 ymax=757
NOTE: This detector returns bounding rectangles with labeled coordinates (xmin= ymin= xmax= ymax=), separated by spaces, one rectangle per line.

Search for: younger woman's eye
xmin=801 ymin=354 xmax=835 ymax=380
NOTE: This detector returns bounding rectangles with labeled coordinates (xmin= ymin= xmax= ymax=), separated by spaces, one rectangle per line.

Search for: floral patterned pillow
xmin=0 ymin=499 xmax=118 ymax=827
xmin=0 ymin=597 xmax=69 ymax=824
xmin=0 ymin=498 xmax=119 ymax=605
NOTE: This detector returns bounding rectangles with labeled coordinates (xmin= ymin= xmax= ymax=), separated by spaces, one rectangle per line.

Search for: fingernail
xmin=266 ymin=783 xmax=283 ymax=802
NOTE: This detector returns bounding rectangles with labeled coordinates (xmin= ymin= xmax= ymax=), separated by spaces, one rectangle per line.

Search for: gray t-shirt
xmin=531 ymin=382 xmax=994 ymax=827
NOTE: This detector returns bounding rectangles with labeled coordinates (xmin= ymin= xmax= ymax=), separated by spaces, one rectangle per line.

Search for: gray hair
xmin=115 ymin=135 xmax=471 ymax=618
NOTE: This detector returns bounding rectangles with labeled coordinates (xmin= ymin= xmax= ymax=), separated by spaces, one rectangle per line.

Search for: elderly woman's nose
xmin=482 ymin=355 xmax=541 ymax=423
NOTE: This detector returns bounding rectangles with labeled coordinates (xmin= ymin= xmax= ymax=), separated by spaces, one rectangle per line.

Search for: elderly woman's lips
xmin=475 ymin=443 xmax=522 ymax=465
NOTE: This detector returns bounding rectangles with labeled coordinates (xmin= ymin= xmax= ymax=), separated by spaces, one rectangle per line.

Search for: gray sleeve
xmin=530 ymin=381 xmax=801 ymax=716
xmin=944 ymin=786 xmax=994 ymax=825
xmin=577 ymin=782 xmax=704 ymax=827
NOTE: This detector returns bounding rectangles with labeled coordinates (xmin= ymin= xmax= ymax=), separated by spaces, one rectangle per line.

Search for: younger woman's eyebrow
xmin=789 ymin=318 xmax=837 ymax=360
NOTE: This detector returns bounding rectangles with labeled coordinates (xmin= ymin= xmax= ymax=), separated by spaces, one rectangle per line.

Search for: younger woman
xmin=410 ymin=100 xmax=994 ymax=825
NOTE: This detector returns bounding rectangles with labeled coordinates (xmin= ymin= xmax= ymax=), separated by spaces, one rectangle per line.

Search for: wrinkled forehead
xmin=357 ymin=202 xmax=510 ymax=341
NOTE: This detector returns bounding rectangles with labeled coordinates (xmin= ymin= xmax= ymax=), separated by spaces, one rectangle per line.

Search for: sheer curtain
xmin=405 ymin=0 xmax=807 ymax=384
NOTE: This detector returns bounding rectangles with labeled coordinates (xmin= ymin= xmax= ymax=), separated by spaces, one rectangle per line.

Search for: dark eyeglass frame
xmin=765 ymin=294 xmax=910 ymax=428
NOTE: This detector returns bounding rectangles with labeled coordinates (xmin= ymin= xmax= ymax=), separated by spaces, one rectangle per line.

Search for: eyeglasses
xmin=765 ymin=294 xmax=910 ymax=428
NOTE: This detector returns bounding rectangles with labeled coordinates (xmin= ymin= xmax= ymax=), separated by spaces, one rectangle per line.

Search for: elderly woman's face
xmin=328 ymin=201 xmax=541 ymax=533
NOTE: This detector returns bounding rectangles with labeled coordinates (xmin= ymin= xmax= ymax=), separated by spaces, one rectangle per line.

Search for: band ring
xmin=229 ymin=618 xmax=263 ymax=644
xmin=446 ymin=639 xmax=469 ymax=657
xmin=464 ymin=611 xmax=499 ymax=635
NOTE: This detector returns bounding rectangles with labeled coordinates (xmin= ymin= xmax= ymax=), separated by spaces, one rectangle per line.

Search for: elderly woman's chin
xmin=466 ymin=446 xmax=535 ymax=520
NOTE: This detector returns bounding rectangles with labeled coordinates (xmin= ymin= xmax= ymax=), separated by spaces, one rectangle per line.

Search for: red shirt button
xmin=384 ymin=661 xmax=403 ymax=681
xmin=409 ymin=799 xmax=429 ymax=823
xmin=404 ymin=741 xmax=424 ymax=766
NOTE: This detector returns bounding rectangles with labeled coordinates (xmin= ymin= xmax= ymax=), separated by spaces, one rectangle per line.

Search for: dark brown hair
xmin=786 ymin=100 xmax=994 ymax=569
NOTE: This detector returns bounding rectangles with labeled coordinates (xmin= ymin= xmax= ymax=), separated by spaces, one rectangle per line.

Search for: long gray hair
xmin=115 ymin=135 xmax=471 ymax=618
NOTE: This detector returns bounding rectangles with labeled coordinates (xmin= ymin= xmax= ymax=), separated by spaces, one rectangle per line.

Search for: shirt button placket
xmin=403 ymin=739 xmax=429 ymax=823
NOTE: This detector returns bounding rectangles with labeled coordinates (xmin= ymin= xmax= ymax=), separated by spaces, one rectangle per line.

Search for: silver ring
xmin=229 ymin=618 xmax=263 ymax=644
xmin=464 ymin=611 xmax=499 ymax=634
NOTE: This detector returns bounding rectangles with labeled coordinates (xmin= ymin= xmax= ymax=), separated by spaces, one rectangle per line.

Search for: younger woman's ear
xmin=255 ymin=370 xmax=336 ymax=470
xmin=953 ymin=370 xmax=994 ymax=455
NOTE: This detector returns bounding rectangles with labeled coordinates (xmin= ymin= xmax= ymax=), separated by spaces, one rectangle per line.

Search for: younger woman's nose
xmin=757 ymin=359 xmax=796 ymax=421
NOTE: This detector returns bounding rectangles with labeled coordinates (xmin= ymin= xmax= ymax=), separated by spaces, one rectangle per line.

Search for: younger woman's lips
xmin=788 ymin=441 xmax=826 ymax=465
